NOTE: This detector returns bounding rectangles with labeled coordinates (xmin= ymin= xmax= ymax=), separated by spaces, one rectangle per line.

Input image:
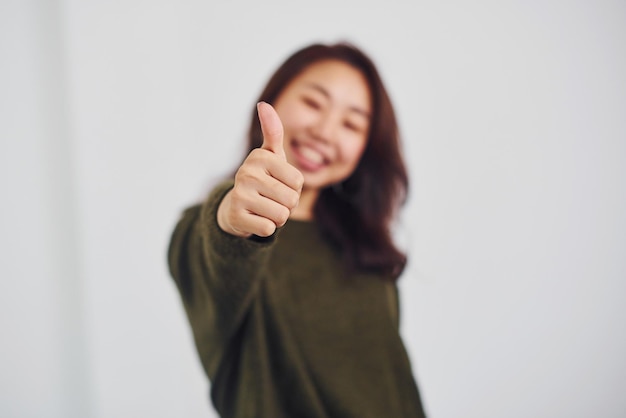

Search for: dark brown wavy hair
xmin=243 ymin=42 xmax=409 ymax=280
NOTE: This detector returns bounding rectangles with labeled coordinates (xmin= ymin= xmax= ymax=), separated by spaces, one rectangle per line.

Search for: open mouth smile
xmin=291 ymin=141 xmax=328 ymax=172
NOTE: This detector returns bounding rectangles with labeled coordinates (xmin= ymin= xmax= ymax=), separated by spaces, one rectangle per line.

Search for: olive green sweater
xmin=168 ymin=181 xmax=426 ymax=418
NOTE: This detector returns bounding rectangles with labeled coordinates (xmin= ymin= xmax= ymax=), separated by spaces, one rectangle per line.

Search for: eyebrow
xmin=304 ymin=82 xmax=371 ymax=118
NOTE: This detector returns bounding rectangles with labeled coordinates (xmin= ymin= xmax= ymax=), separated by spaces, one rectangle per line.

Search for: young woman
xmin=168 ymin=42 xmax=427 ymax=418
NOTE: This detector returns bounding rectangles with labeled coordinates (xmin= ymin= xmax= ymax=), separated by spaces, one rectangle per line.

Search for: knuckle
xmin=235 ymin=168 xmax=253 ymax=183
xmin=248 ymin=148 xmax=272 ymax=164
xmin=275 ymin=206 xmax=290 ymax=226
xmin=294 ymin=171 xmax=304 ymax=190
xmin=229 ymin=187 xmax=245 ymax=205
xmin=286 ymin=191 xmax=299 ymax=209
xmin=235 ymin=170 xmax=263 ymax=190
xmin=258 ymin=221 xmax=276 ymax=238
xmin=248 ymin=148 xmax=264 ymax=159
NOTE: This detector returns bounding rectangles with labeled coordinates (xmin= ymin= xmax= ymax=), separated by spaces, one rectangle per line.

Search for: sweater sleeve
xmin=168 ymin=180 xmax=276 ymax=378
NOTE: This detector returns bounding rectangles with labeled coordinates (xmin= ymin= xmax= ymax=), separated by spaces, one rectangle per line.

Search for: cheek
xmin=275 ymin=102 xmax=315 ymax=134
xmin=339 ymin=139 xmax=367 ymax=169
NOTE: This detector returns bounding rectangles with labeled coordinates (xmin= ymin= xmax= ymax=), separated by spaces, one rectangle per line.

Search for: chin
xmin=301 ymin=175 xmax=332 ymax=192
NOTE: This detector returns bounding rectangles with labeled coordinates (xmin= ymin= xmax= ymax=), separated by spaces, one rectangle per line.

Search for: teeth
xmin=299 ymin=145 xmax=324 ymax=164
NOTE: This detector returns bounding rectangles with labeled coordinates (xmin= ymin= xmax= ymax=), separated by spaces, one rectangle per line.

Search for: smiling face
xmin=272 ymin=59 xmax=372 ymax=196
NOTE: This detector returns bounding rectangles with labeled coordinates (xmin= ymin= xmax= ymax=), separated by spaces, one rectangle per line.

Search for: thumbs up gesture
xmin=217 ymin=102 xmax=304 ymax=237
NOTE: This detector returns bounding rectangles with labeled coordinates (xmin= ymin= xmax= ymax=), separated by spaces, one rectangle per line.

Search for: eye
xmin=344 ymin=120 xmax=364 ymax=133
xmin=302 ymin=96 xmax=321 ymax=110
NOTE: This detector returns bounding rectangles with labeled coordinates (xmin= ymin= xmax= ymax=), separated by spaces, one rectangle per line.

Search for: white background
xmin=1 ymin=1 xmax=625 ymax=417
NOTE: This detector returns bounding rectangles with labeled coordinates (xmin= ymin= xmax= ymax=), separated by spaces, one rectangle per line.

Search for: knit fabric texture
xmin=168 ymin=180 xmax=427 ymax=418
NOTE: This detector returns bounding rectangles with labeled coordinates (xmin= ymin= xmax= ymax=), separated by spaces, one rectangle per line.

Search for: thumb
xmin=257 ymin=101 xmax=286 ymax=159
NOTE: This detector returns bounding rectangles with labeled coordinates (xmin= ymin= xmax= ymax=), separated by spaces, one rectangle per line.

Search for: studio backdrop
xmin=1 ymin=1 xmax=625 ymax=417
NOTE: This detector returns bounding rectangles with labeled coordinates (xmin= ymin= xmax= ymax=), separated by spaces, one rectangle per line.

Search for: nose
xmin=310 ymin=110 xmax=338 ymax=143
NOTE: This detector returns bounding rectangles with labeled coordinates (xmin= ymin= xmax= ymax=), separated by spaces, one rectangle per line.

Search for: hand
xmin=217 ymin=102 xmax=304 ymax=237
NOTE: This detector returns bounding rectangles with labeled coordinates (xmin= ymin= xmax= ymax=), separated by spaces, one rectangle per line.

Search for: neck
xmin=290 ymin=187 xmax=319 ymax=220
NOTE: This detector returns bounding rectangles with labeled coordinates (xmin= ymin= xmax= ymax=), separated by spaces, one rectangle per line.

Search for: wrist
xmin=217 ymin=190 xmax=251 ymax=238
